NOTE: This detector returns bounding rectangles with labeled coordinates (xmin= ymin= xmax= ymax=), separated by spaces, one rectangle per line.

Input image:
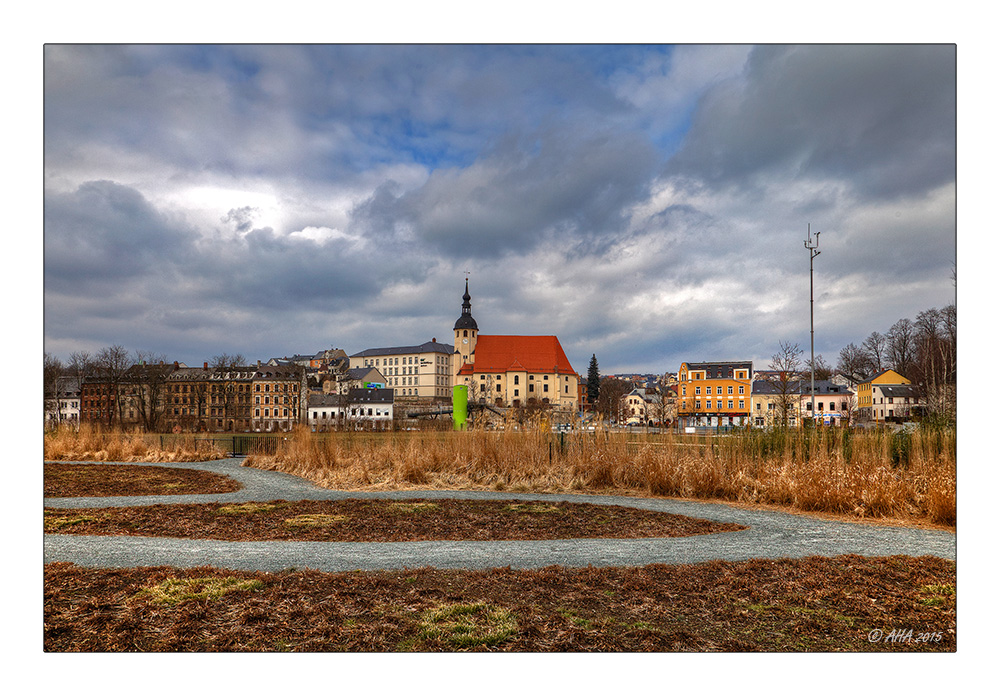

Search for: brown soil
xmin=43 ymin=498 xmax=745 ymax=541
xmin=43 ymin=555 xmax=956 ymax=652
xmin=44 ymin=462 xmax=242 ymax=498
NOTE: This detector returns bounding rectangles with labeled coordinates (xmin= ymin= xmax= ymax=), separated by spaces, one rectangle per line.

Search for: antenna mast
xmin=804 ymin=224 xmax=821 ymax=423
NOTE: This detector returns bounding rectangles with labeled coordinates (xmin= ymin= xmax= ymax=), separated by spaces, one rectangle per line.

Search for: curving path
xmin=44 ymin=459 xmax=956 ymax=572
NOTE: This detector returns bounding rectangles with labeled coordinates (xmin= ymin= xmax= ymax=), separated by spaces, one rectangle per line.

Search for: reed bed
xmin=43 ymin=424 xmax=227 ymax=463
xmin=247 ymin=422 xmax=956 ymax=526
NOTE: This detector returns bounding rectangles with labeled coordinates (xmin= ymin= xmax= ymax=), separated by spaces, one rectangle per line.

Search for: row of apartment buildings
xmin=622 ymin=361 xmax=922 ymax=429
xmin=47 ymin=356 xmax=922 ymax=432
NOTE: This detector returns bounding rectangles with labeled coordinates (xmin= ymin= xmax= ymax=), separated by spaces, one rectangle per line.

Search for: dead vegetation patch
xmin=43 ymin=498 xmax=745 ymax=542
xmin=43 ymin=555 xmax=956 ymax=652
xmin=44 ymin=462 xmax=241 ymax=498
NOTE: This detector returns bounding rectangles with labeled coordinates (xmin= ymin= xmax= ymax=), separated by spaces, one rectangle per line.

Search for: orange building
xmin=677 ymin=360 xmax=753 ymax=428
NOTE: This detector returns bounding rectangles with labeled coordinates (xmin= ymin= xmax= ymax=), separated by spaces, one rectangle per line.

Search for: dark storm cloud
xmin=668 ymin=45 xmax=956 ymax=201
xmin=45 ymin=45 xmax=643 ymax=185
xmin=44 ymin=180 xmax=196 ymax=292
xmin=349 ymin=126 xmax=657 ymax=258
xmin=45 ymin=180 xmax=434 ymax=356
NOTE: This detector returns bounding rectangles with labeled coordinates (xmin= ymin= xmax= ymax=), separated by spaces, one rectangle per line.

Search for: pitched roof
xmin=347 ymin=387 xmax=394 ymax=404
xmin=876 ymin=384 xmax=921 ymax=398
xmin=683 ymin=361 xmax=753 ymax=377
xmin=457 ymin=335 xmax=576 ymax=376
xmin=351 ymin=340 xmax=455 ymax=358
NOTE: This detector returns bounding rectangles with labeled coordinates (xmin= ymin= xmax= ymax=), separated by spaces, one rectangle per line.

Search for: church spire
xmin=454 ymin=278 xmax=478 ymax=331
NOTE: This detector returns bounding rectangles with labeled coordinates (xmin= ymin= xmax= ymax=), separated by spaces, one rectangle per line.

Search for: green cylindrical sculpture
xmin=453 ymin=385 xmax=468 ymax=430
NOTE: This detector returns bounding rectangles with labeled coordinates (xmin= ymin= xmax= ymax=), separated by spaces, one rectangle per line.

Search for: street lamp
xmin=804 ymin=224 xmax=821 ymax=424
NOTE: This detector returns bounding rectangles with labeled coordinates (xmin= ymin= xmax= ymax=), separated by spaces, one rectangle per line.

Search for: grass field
xmin=245 ymin=423 xmax=956 ymax=526
xmin=44 ymin=424 xmax=228 ymax=463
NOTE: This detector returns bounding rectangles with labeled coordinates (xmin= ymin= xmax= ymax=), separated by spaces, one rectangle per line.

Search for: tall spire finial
xmin=454 ymin=277 xmax=478 ymax=331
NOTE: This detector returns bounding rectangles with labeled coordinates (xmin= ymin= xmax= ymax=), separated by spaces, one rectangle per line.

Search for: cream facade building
xmin=452 ymin=281 xmax=579 ymax=414
xmin=350 ymin=339 xmax=456 ymax=401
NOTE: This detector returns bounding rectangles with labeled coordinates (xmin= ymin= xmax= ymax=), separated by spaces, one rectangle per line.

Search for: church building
xmin=453 ymin=280 xmax=579 ymax=412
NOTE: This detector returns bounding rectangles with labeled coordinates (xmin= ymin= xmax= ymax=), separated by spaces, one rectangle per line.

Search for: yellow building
xmin=856 ymin=369 xmax=914 ymax=423
xmin=677 ymin=361 xmax=753 ymax=428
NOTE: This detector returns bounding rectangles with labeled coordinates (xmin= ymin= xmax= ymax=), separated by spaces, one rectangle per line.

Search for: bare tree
xmin=766 ymin=340 xmax=803 ymax=428
xmin=596 ymin=376 xmax=630 ymax=423
xmin=806 ymin=354 xmax=833 ymax=381
xmin=886 ymin=318 xmax=917 ymax=378
xmin=95 ymin=344 xmax=132 ymax=426
xmin=836 ymin=342 xmax=869 ymax=386
xmin=127 ymin=350 xmax=172 ymax=431
xmin=912 ymin=307 xmax=957 ymax=424
xmin=212 ymin=353 xmax=247 ymax=370
xmin=940 ymin=304 xmax=956 ymax=384
xmin=646 ymin=385 xmax=675 ymax=428
xmin=861 ymin=331 xmax=887 ymax=376
xmin=44 ymin=353 xmax=65 ymax=423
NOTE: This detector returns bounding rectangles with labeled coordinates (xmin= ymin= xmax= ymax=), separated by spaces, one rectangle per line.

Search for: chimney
xmin=432 ymin=337 xmax=437 ymax=343
xmin=204 ymin=362 xmax=209 ymax=371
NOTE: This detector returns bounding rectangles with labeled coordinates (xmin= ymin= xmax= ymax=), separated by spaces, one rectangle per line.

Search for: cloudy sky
xmin=43 ymin=43 xmax=957 ymax=375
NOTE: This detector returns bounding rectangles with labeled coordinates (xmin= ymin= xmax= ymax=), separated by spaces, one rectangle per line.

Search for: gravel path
xmin=44 ymin=458 xmax=956 ymax=572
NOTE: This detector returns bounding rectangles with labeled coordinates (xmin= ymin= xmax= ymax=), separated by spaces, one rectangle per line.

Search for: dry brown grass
xmin=247 ymin=422 xmax=956 ymax=526
xmin=44 ymin=424 xmax=227 ymax=463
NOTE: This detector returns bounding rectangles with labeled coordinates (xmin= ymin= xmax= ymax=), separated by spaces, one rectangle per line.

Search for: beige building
xmin=350 ymin=339 xmax=456 ymax=402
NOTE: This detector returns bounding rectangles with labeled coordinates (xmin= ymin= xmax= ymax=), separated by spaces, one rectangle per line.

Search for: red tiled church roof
xmin=457 ymin=335 xmax=576 ymax=376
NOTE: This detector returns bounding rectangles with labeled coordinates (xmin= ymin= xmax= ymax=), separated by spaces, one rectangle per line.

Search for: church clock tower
xmin=453 ymin=278 xmax=478 ymax=366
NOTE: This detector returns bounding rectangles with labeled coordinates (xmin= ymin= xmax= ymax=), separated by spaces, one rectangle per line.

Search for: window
xmin=514 ymin=375 xmax=519 ymax=385
xmin=695 ymin=387 xmax=701 ymax=395
xmin=717 ymin=386 xmax=723 ymax=395
xmin=739 ymin=386 xmax=745 ymax=395
xmin=739 ymin=401 xmax=745 ymax=409
xmin=728 ymin=400 xmax=733 ymax=409
xmin=728 ymin=386 xmax=733 ymax=395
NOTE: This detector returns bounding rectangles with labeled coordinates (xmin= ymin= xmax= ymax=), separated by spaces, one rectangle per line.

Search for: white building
xmin=307 ymin=388 xmax=395 ymax=430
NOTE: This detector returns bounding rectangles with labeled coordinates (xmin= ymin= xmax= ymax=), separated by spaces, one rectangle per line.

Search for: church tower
xmin=453 ymin=278 xmax=478 ymax=366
